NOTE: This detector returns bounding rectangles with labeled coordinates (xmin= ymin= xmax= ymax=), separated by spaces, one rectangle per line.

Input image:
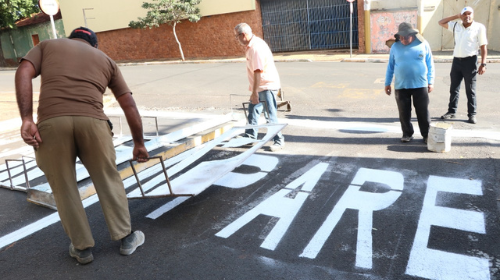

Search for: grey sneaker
xmin=468 ymin=115 xmax=477 ymax=124
xmin=401 ymin=136 xmax=413 ymax=142
xmin=441 ymin=112 xmax=456 ymax=119
xmin=69 ymin=244 xmax=93 ymax=265
xmin=120 ymin=231 xmax=145 ymax=256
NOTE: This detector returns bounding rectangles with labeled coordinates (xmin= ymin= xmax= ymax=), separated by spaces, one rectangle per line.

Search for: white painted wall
xmin=488 ymin=0 xmax=500 ymax=51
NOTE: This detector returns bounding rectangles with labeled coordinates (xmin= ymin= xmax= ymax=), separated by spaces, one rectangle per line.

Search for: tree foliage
xmin=0 ymin=0 xmax=40 ymax=29
xmin=129 ymin=0 xmax=202 ymax=61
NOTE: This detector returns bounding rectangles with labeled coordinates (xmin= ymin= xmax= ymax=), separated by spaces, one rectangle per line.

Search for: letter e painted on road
xmin=300 ymin=168 xmax=404 ymax=269
xmin=406 ymin=176 xmax=489 ymax=280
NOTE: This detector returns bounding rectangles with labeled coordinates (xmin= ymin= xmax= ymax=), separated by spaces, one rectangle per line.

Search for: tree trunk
xmin=172 ymin=22 xmax=185 ymax=61
xmin=0 ymin=40 xmax=6 ymax=67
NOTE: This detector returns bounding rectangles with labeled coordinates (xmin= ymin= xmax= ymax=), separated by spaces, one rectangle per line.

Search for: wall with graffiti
xmin=370 ymin=9 xmax=417 ymax=54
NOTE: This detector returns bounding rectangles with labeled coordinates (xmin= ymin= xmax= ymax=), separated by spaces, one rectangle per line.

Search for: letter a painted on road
xmin=216 ymin=163 xmax=329 ymax=250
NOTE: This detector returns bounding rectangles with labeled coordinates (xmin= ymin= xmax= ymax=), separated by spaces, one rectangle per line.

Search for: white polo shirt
xmin=448 ymin=21 xmax=488 ymax=58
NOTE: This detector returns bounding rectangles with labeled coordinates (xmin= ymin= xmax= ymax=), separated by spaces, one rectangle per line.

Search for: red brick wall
xmin=358 ymin=0 xmax=365 ymax=53
xmin=96 ymin=1 xmax=263 ymax=62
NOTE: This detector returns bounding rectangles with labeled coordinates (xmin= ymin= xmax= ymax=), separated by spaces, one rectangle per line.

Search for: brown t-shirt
xmin=22 ymin=38 xmax=131 ymax=123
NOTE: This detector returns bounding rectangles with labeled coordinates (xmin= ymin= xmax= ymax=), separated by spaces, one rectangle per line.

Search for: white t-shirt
xmin=448 ymin=21 xmax=488 ymax=58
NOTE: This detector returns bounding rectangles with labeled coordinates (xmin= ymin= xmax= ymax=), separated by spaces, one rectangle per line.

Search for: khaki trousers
xmin=35 ymin=116 xmax=131 ymax=250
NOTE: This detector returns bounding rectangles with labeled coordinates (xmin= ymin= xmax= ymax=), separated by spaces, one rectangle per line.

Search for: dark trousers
xmin=448 ymin=56 xmax=477 ymax=117
xmin=395 ymin=87 xmax=430 ymax=138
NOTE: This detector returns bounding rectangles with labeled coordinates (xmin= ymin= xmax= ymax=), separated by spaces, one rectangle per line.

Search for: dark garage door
xmin=260 ymin=0 xmax=358 ymax=52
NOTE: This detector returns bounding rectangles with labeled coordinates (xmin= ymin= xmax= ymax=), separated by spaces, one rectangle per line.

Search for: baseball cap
xmin=69 ymin=27 xmax=98 ymax=48
xmin=461 ymin=6 xmax=473 ymax=15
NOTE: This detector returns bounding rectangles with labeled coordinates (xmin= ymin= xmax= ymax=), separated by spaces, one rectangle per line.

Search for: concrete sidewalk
xmin=2 ymin=50 xmax=499 ymax=70
xmin=114 ymin=50 xmax=500 ymax=67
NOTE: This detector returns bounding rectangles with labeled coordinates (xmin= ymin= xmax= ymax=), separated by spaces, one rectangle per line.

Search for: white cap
xmin=461 ymin=6 xmax=473 ymax=15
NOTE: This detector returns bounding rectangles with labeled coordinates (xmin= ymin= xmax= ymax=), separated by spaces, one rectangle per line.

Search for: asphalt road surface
xmin=0 ymin=62 xmax=499 ymax=279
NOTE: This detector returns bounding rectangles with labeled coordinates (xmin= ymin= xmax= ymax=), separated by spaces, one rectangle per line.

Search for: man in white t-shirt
xmin=234 ymin=23 xmax=285 ymax=151
xmin=438 ymin=6 xmax=488 ymax=124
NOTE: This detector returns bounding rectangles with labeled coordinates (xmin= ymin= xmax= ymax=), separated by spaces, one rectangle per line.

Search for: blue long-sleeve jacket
xmin=385 ymin=39 xmax=435 ymax=89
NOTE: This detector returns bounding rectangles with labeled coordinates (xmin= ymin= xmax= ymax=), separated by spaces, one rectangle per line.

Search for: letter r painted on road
xmin=300 ymin=168 xmax=404 ymax=269
xmin=406 ymin=176 xmax=489 ymax=280
xmin=215 ymin=163 xmax=329 ymax=250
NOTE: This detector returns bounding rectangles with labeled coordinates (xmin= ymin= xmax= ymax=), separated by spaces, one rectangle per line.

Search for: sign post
xmin=38 ymin=0 xmax=60 ymax=39
xmin=347 ymin=0 xmax=355 ymax=58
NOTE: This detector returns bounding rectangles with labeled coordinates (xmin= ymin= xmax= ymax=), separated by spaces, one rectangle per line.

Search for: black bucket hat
xmin=68 ymin=27 xmax=98 ymax=48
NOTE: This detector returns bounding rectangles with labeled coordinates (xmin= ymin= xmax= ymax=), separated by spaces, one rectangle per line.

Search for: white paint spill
xmin=284 ymin=118 xmax=500 ymax=141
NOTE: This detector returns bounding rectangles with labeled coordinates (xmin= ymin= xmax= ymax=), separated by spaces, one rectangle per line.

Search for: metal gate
xmin=260 ymin=0 xmax=358 ymax=52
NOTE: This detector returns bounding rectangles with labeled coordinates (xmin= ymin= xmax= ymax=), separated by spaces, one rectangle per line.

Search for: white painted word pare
xmin=216 ymin=163 xmax=489 ymax=280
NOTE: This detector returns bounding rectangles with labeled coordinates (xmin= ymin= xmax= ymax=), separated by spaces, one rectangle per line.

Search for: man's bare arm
xmin=479 ymin=44 xmax=487 ymax=65
xmin=251 ymin=70 xmax=262 ymax=104
xmin=15 ymin=60 xmax=41 ymax=148
xmin=478 ymin=45 xmax=488 ymax=75
xmin=438 ymin=14 xmax=460 ymax=28
xmin=15 ymin=61 xmax=36 ymax=121
xmin=116 ymin=93 xmax=149 ymax=162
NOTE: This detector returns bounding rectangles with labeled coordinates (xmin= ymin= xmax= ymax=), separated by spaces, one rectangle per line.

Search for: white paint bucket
xmin=427 ymin=122 xmax=453 ymax=152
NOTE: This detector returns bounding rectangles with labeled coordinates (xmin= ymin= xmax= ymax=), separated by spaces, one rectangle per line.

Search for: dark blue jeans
xmin=395 ymin=87 xmax=430 ymax=138
xmin=448 ymin=56 xmax=477 ymax=117
xmin=245 ymin=89 xmax=284 ymax=144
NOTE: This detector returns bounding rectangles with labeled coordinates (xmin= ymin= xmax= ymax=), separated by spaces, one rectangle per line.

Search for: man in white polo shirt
xmin=438 ymin=6 xmax=488 ymax=124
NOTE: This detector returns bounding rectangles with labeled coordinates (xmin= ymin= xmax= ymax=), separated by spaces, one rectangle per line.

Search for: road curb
xmin=341 ymin=58 xmax=500 ymax=63
xmin=2 ymin=57 xmax=500 ymax=71
xmin=341 ymin=58 xmax=388 ymax=63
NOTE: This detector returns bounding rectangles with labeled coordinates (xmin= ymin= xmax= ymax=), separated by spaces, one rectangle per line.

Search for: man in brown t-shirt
xmin=15 ymin=27 xmax=149 ymax=264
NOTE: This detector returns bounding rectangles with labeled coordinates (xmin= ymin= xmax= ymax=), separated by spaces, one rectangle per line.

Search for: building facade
xmin=58 ymin=0 xmax=361 ymax=62
xmin=1 ymin=0 xmax=498 ymax=66
xmin=364 ymin=0 xmax=499 ymax=54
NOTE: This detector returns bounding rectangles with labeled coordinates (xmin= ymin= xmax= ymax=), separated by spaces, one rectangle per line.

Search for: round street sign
xmin=39 ymin=0 xmax=60 ymax=16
